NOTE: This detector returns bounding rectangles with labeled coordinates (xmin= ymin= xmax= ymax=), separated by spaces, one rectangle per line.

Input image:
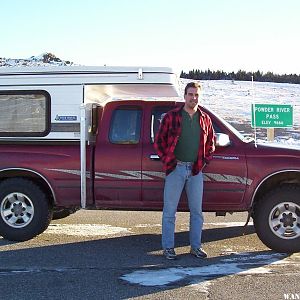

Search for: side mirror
xmin=216 ymin=133 xmax=231 ymax=147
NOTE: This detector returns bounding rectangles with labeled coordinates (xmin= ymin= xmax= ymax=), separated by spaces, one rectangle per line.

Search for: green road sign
xmin=251 ymin=104 xmax=293 ymax=128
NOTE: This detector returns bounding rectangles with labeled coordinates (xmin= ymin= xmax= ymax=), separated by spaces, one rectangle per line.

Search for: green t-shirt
xmin=174 ymin=110 xmax=201 ymax=162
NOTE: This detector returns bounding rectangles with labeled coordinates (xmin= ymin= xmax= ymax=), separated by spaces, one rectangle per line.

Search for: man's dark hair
xmin=184 ymin=82 xmax=202 ymax=95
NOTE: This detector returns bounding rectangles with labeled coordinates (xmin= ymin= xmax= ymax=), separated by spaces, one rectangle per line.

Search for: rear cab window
xmin=109 ymin=106 xmax=142 ymax=144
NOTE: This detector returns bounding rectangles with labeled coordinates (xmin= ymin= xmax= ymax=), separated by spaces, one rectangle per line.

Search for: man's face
xmin=184 ymin=87 xmax=200 ymax=109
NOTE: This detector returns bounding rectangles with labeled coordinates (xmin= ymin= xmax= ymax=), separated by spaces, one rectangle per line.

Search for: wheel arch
xmin=251 ymin=170 xmax=300 ymax=210
xmin=0 ymin=168 xmax=56 ymax=206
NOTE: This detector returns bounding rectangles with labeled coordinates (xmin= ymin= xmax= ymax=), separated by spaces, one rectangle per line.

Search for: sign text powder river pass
xmin=251 ymin=104 xmax=293 ymax=128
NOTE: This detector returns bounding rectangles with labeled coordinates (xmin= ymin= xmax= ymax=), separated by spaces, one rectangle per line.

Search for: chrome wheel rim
xmin=0 ymin=192 xmax=34 ymax=228
xmin=269 ymin=202 xmax=300 ymax=239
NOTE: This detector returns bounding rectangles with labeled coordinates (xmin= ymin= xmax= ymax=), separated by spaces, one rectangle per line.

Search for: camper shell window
xmin=0 ymin=90 xmax=50 ymax=137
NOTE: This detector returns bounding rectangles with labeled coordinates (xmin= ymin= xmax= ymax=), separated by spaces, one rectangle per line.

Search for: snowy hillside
xmin=180 ymin=79 xmax=300 ymax=148
xmin=0 ymin=53 xmax=75 ymax=67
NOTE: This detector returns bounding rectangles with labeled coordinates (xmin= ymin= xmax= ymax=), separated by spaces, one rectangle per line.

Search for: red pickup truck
xmin=0 ymin=67 xmax=299 ymax=253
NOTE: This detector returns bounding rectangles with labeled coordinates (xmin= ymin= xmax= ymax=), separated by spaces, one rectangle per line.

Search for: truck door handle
xmin=149 ymin=154 xmax=160 ymax=160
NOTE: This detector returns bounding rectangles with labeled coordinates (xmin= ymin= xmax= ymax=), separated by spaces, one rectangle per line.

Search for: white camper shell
xmin=0 ymin=66 xmax=180 ymax=141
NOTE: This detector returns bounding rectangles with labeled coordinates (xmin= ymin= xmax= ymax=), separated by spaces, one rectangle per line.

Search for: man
xmin=154 ymin=81 xmax=215 ymax=260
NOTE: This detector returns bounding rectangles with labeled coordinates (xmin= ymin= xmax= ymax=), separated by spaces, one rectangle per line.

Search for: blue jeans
xmin=162 ymin=162 xmax=204 ymax=249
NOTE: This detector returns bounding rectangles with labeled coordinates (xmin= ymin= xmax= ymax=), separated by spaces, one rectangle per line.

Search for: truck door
xmin=141 ymin=103 xmax=182 ymax=210
xmin=94 ymin=102 xmax=143 ymax=209
xmin=202 ymin=119 xmax=248 ymax=211
xmin=141 ymin=103 xmax=248 ymax=211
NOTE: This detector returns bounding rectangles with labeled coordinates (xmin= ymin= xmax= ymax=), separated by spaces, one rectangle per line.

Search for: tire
xmin=0 ymin=178 xmax=53 ymax=241
xmin=253 ymin=184 xmax=300 ymax=253
xmin=52 ymin=207 xmax=77 ymax=220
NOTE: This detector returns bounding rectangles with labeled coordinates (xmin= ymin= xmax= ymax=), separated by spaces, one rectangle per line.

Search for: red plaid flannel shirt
xmin=154 ymin=105 xmax=215 ymax=175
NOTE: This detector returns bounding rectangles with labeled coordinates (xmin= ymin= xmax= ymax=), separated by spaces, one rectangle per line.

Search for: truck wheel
xmin=253 ymin=184 xmax=300 ymax=253
xmin=0 ymin=178 xmax=52 ymax=241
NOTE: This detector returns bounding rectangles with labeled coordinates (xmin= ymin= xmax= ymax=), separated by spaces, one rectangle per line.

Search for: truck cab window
xmin=0 ymin=91 xmax=50 ymax=137
xmin=151 ymin=106 xmax=174 ymax=143
xmin=213 ymin=123 xmax=222 ymax=134
xmin=109 ymin=108 xmax=142 ymax=144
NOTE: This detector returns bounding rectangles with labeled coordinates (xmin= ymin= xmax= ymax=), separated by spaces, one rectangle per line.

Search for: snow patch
xmin=205 ymin=222 xmax=253 ymax=227
xmin=46 ymin=224 xmax=130 ymax=236
xmin=121 ymin=268 xmax=185 ymax=286
xmin=189 ymin=279 xmax=212 ymax=293
xmin=121 ymin=252 xmax=292 ymax=286
xmin=135 ymin=224 xmax=161 ymax=228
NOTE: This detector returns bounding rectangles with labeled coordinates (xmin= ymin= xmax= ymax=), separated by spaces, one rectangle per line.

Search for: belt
xmin=176 ymin=160 xmax=193 ymax=165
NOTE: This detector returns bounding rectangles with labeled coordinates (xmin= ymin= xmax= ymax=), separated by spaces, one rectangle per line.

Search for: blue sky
xmin=2 ymin=0 xmax=300 ymax=74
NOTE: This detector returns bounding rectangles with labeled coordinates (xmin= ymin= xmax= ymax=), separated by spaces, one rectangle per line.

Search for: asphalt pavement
xmin=0 ymin=210 xmax=299 ymax=300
